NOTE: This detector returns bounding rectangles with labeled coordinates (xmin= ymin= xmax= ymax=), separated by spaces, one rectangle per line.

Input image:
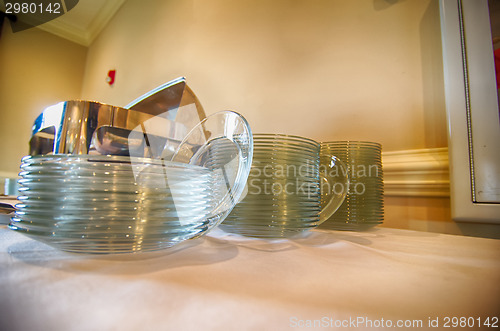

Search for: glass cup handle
xmin=318 ymin=155 xmax=349 ymax=224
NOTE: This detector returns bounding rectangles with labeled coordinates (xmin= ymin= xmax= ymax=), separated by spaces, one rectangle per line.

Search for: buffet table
xmin=0 ymin=225 xmax=499 ymax=330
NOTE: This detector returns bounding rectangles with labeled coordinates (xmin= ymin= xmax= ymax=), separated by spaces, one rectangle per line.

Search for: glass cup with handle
xmin=220 ymin=133 xmax=348 ymax=238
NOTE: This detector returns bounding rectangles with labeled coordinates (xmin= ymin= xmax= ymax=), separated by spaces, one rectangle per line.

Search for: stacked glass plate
xmin=9 ymin=81 xmax=253 ymax=254
xmin=10 ymin=155 xmax=217 ymax=253
xmin=319 ymin=141 xmax=384 ymax=231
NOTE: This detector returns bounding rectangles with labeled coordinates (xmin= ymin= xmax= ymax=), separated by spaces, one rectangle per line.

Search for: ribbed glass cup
xmin=220 ymin=134 xmax=348 ymax=238
xmin=319 ymin=141 xmax=384 ymax=231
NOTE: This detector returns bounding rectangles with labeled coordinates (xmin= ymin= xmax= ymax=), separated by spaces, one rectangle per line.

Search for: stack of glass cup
xmin=319 ymin=141 xmax=384 ymax=231
xmin=221 ymin=134 xmax=348 ymax=238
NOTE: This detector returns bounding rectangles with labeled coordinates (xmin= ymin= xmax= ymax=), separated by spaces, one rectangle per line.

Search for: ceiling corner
xmin=36 ymin=0 xmax=126 ymax=47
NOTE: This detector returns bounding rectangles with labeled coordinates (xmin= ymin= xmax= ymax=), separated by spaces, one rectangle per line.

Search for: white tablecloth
xmin=0 ymin=225 xmax=499 ymax=330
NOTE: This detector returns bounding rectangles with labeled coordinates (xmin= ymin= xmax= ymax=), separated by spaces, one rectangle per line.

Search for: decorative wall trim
xmin=382 ymin=147 xmax=450 ymax=197
xmin=37 ymin=0 xmax=126 ymax=46
xmin=85 ymin=0 xmax=126 ymax=45
xmin=37 ymin=18 xmax=89 ymax=46
xmin=1 ymin=149 xmax=450 ymax=197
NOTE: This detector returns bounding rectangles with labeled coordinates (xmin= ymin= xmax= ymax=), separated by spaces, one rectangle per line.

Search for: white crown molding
xmin=86 ymin=0 xmax=126 ymax=45
xmin=37 ymin=18 xmax=89 ymax=46
xmin=36 ymin=0 xmax=126 ymax=46
xmin=382 ymin=147 xmax=450 ymax=197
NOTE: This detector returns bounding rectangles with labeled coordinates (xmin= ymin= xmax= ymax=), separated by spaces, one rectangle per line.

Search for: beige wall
xmin=0 ymin=23 xmax=87 ymax=176
xmin=1 ymin=0 xmax=467 ymax=235
xmin=81 ymin=0 xmax=447 ymax=152
xmin=78 ymin=0 xmax=456 ymax=235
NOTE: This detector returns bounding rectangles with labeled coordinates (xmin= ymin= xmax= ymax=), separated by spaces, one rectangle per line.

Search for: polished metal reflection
xmin=29 ymin=77 xmax=207 ymax=157
xmin=126 ymin=76 xmax=206 ymax=123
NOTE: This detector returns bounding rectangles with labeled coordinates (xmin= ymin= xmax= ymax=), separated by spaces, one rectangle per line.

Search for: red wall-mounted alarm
xmin=106 ymin=70 xmax=116 ymax=85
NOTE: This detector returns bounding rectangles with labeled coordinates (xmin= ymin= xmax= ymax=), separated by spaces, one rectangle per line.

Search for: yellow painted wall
xmin=0 ymin=0 xmax=466 ymax=236
xmin=81 ymin=0 xmax=447 ymax=153
xmin=0 ymin=23 xmax=87 ymax=176
xmin=0 ymin=0 xmax=446 ymax=171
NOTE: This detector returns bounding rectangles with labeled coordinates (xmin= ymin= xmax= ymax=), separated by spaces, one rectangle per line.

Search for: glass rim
xmin=321 ymin=141 xmax=382 ymax=148
xmin=253 ymin=133 xmax=319 ymax=147
xmin=20 ymin=154 xmax=210 ymax=171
